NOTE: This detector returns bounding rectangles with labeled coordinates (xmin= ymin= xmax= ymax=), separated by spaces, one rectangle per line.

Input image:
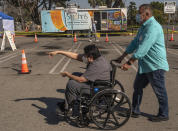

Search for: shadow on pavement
xmin=169 ymin=44 xmax=178 ymax=49
xmin=140 ymin=112 xmax=155 ymax=118
xmin=11 ymin=67 xmax=21 ymax=74
xmin=100 ymin=50 xmax=109 ymax=55
xmin=0 ymin=52 xmax=5 ymax=55
xmin=56 ymin=89 xmax=65 ymax=93
xmin=41 ymin=45 xmax=62 ymax=49
xmin=36 ymin=51 xmax=49 ymax=56
xmin=172 ymin=67 xmax=178 ymax=70
xmin=14 ymin=97 xmax=66 ymax=125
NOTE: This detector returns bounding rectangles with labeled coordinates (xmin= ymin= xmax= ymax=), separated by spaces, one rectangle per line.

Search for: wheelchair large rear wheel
xmin=89 ymin=89 xmax=132 ymax=130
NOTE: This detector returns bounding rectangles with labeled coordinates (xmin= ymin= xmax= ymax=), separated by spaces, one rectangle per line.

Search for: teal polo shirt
xmin=126 ymin=16 xmax=169 ymax=74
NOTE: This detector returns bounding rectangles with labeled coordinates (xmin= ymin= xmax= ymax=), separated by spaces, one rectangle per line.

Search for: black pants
xmin=65 ymin=72 xmax=90 ymax=106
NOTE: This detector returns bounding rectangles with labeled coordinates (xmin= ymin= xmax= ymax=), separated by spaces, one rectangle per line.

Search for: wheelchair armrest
xmin=93 ymin=80 xmax=112 ymax=87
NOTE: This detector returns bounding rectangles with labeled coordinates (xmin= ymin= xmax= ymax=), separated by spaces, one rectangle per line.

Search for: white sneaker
xmin=88 ymin=39 xmax=92 ymax=42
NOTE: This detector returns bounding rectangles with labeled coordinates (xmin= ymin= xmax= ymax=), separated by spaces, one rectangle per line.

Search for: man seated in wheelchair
xmin=49 ymin=44 xmax=111 ymax=117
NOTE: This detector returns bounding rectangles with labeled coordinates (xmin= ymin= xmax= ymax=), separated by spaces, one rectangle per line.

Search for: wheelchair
xmin=64 ymin=60 xmax=132 ymax=130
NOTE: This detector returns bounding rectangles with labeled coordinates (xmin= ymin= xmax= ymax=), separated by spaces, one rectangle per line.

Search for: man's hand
xmin=60 ymin=72 xmax=69 ymax=77
xmin=48 ymin=51 xmax=57 ymax=56
xmin=121 ymin=62 xmax=132 ymax=71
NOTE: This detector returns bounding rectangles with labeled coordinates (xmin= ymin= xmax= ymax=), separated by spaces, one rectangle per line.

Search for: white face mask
xmin=136 ymin=14 xmax=141 ymax=24
xmin=82 ymin=56 xmax=88 ymax=64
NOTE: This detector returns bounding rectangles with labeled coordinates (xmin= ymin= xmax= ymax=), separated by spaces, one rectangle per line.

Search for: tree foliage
xmin=127 ymin=2 xmax=137 ymax=26
xmin=6 ymin=0 xmax=67 ymax=28
xmin=150 ymin=1 xmax=167 ymax=24
xmin=88 ymin=0 xmax=125 ymax=8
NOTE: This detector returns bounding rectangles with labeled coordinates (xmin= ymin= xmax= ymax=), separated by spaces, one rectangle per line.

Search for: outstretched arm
xmin=48 ymin=51 xmax=84 ymax=62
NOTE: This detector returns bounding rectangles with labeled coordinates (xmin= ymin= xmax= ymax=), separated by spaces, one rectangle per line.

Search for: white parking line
xmin=167 ymin=49 xmax=178 ymax=56
xmin=49 ymin=48 xmax=73 ymax=74
xmin=0 ymin=51 xmax=19 ymax=60
xmin=60 ymin=42 xmax=81 ymax=72
xmin=0 ymin=41 xmax=52 ymax=64
xmin=112 ymin=42 xmax=138 ymax=63
xmin=111 ymin=43 xmax=137 ymax=72
xmin=0 ymin=51 xmax=21 ymax=63
xmin=0 ymin=54 xmax=19 ymax=63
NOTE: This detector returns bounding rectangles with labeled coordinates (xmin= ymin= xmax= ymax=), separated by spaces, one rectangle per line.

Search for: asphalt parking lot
xmin=0 ymin=34 xmax=178 ymax=131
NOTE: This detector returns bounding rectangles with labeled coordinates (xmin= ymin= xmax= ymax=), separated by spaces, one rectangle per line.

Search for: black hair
xmin=84 ymin=44 xmax=101 ymax=60
xmin=139 ymin=4 xmax=153 ymax=16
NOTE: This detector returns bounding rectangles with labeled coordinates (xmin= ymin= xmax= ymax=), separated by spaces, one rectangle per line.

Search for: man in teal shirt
xmin=116 ymin=4 xmax=169 ymax=122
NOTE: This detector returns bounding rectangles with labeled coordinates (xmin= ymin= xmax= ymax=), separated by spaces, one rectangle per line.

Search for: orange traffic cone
xmin=105 ymin=33 xmax=109 ymax=42
xmin=25 ymin=27 xmax=29 ymax=32
xmin=34 ymin=33 xmax=38 ymax=43
xmin=21 ymin=50 xmax=31 ymax=74
xmin=169 ymin=32 xmax=174 ymax=41
xmin=74 ymin=33 xmax=77 ymax=42
xmin=169 ymin=26 xmax=174 ymax=41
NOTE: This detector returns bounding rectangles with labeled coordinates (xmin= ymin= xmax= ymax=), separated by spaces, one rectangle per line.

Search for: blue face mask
xmin=82 ymin=56 xmax=88 ymax=64
xmin=136 ymin=14 xmax=141 ymax=23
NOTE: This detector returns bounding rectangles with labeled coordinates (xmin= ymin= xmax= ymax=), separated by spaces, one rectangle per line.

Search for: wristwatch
xmin=127 ymin=61 xmax=132 ymax=65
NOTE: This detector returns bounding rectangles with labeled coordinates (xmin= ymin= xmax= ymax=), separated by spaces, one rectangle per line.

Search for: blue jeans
xmin=132 ymin=69 xmax=169 ymax=117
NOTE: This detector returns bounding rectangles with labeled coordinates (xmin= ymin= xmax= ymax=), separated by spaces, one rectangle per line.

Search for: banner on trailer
xmin=108 ymin=9 xmax=127 ymax=31
xmin=41 ymin=10 xmax=92 ymax=32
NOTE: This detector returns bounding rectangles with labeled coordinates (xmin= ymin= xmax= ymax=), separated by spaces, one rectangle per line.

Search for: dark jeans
xmin=65 ymin=72 xmax=90 ymax=106
xmin=132 ymin=69 xmax=169 ymax=117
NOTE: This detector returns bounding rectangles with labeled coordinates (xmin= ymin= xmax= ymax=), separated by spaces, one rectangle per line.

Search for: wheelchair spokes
xmin=89 ymin=90 xmax=132 ymax=130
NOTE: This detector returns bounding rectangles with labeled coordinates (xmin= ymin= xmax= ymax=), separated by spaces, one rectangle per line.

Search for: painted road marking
xmin=167 ymin=49 xmax=178 ymax=56
xmin=0 ymin=51 xmax=19 ymax=60
xmin=60 ymin=42 xmax=81 ymax=73
xmin=111 ymin=43 xmax=137 ymax=72
xmin=49 ymin=48 xmax=73 ymax=74
xmin=0 ymin=51 xmax=20 ymax=63
xmin=113 ymin=42 xmax=138 ymax=64
xmin=0 ymin=41 xmax=52 ymax=64
xmin=0 ymin=54 xmax=19 ymax=63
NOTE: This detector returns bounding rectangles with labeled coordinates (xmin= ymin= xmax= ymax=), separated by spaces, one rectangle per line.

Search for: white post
xmin=1 ymin=32 xmax=6 ymax=51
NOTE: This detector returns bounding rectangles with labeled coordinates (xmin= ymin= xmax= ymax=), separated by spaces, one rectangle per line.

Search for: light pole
xmin=66 ymin=3 xmax=77 ymax=47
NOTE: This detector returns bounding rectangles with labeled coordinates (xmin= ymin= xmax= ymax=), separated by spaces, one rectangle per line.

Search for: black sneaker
xmin=131 ymin=112 xmax=140 ymax=118
xmin=148 ymin=115 xmax=169 ymax=122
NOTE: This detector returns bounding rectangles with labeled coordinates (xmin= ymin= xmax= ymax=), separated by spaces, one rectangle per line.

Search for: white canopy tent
xmin=0 ymin=12 xmax=15 ymax=35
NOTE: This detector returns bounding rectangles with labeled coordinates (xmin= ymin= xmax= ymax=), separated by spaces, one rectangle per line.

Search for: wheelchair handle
xmin=110 ymin=60 xmax=121 ymax=68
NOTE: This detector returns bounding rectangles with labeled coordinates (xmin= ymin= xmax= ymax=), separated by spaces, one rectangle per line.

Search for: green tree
xmin=88 ymin=0 xmax=125 ymax=8
xmin=6 ymin=0 xmax=67 ymax=27
xmin=88 ymin=0 xmax=104 ymax=8
xmin=112 ymin=0 xmax=125 ymax=8
xmin=127 ymin=1 xmax=137 ymax=26
xmin=150 ymin=1 xmax=167 ymax=24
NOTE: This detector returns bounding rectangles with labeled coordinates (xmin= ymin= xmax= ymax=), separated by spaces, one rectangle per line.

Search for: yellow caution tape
xmin=0 ymin=30 xmax=177 ymax=36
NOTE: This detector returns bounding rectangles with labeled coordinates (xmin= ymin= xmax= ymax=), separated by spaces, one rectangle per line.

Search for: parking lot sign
xmin=164 ymin=1 xmax=176 ymax=14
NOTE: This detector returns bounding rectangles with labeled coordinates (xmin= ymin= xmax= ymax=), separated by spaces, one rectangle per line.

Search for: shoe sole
xmin=148 ymin=118 xmax=169 ymax=122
